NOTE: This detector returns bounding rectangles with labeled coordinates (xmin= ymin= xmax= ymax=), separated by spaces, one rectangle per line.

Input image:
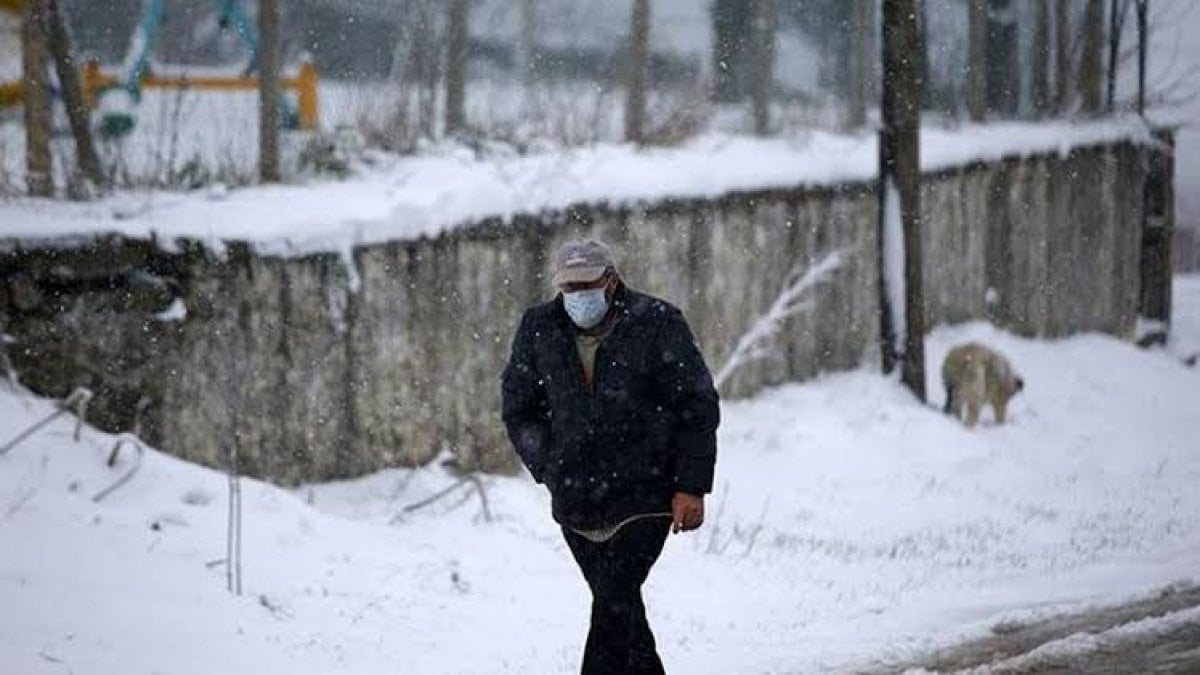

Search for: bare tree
xmin=1079 ymin=0 xmax=1105 ymax=115
xmin=984 ymin=0 xmax=1020 ymax=117
xmin=1032 ymin=0 xmax=1053 ymax=116
xmin=416 ymin=0 xmax=440 ymax=139
xmin=258 ymin=0 xmax=281 ymax=182
xmin=1106 ymin=0 xmax=1122 ymax=111
xmin=750 ymin=0 xmax=777 ymax=135
xmin=1136 ymin=0 xmax=1148 ymax=114
xmin=624 ymin=0 xmax=650 ymax=144
xmin=713 ymin=251 xmax=845 ymax=392
xmin=847 ymin=0 xmax=874 ymax=129
xmin=520 ymin=0 xmax=539 ymax=88
xmin=21 ymin=0 xmax=53 ymax=197
xmin=711 ymin=0 xmax=752 ymax=103
xmin=967 ymin=0 xmax=986 ymax=121
xmin=879 ymin=0 xmax=926 ymax=401
xmin=42 ymin=0 xmax=104 ymax=193
xmin=1054 ymin=0 xmax=1072 ymax=113
xmin=444 ymin=0 xmax=468 ymax=136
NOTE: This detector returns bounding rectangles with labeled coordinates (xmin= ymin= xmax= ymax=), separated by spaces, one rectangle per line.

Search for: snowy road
xmin=888 ymin=585 xmax=1200 ymax=673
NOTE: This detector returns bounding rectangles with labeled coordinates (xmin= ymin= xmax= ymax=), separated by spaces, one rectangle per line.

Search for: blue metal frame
xmin=120 ymin=0 xmax=263 ymax=99
xmin=107 ymin=0 xmax=297 ymax=131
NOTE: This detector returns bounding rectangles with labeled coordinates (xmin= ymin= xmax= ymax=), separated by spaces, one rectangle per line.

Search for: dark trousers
xmin=563 ymin=517 xmax=671 ymax=675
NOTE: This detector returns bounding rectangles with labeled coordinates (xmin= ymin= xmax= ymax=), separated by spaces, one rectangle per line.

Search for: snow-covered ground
xmin=2 ymin=276 xmax=1197 ymax=674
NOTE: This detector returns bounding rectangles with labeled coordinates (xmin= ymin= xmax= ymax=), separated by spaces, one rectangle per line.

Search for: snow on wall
xmin=0 ymin=117 xmax=1159 ymax=257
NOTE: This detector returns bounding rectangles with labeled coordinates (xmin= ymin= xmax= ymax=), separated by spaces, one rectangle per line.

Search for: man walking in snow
xmin=502 ymin=239 xmax=720 ymax=674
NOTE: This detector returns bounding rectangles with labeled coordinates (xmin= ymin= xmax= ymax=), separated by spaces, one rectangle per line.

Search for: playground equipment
xmin=88 ymin=0 xmax=317 ymax=138
xmin=0 ymin=0 xmax=318 ymax=135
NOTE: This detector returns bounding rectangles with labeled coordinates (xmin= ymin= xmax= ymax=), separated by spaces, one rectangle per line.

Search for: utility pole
xmin=878 ymin=0 xmax=926 ymax=401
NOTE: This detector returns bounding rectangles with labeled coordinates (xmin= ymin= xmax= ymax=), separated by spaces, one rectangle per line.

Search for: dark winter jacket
xmin=501 ymin=285 xmax=720 ymax=530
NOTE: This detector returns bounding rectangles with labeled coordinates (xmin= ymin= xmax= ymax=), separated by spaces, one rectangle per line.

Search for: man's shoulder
xmin=622 ymin=288 xmax=682 ymax=324
xmin=520 ymin=298 xmax=561 ymax=328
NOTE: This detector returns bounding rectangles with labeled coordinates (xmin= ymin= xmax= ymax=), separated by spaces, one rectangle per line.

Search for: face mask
xmin=563 ymin=288 xmax=609 ymax=329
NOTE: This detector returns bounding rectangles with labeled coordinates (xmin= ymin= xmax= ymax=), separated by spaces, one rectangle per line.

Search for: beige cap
xmin=552 ymin=239 xmax=615 ymax=285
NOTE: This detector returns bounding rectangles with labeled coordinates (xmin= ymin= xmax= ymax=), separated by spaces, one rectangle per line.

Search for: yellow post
xmin=82 ymin=58 xmax=102 ymax=108
xmin=296 ymin=61 xmax=319 ymax=131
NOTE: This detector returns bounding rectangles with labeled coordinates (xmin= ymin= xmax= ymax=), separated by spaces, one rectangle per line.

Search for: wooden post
xmin=879 ymin=0 xmax=926 ymax=401
xmin=82 ymin=58 xmax=104 ymax=108
xmin=22 ymin=0 xmax=53 ymax=197
xmin=296 ymin=60 xmax=319 ymax=131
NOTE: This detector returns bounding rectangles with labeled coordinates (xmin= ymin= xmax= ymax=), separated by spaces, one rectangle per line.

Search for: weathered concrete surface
xmin=0 ymin=140 xmax=1158 ymax=483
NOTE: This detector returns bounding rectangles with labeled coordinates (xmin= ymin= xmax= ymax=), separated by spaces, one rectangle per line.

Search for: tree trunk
xmin=624 ymin=0 xmax=650 ymax=144
xmin=1032 ymin=0 xmax=1052 ymax=116
xmin=22 ymin=0 xmax=53 ymax=197
xmin=711 ymin=0 xmax=752 ymax=103
xmin=258 ymin=0 xmax=281 ymax=182
xmin=984 ymin=0 xmax=1020 ymax=117
xmin=967 ymin=0 xmax=986 ymax=121
xmin=846 ymin=0 xmax=873 ymax=129
xmin=444 ymin=0 xmax=468 ymax=136
xmin=750 ymin=0 xmax=776 ymax=135
xmin=1105 ymin=0 xmax=1122 ymax=112
xmin=520 ymin=0 xmax=538 ymax=88
xmin=43 ymin=0 xmax=105 ymax=194
xmin=1136 ymin=0 xmax=1147 ymax=115
xmin=879 ymin=0 xmax=926 ymax=401
xmin=1078 ymin=0 xmax=1104 ymax=115
xmin=413 ymin=0 xmax=439 ymax=139
xmin=1054 ymin=0 xmax=1072 ymax=113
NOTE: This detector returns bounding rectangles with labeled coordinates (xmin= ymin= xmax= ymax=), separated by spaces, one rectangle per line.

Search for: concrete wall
xmin=0 ymin=141 xmax=1151 ymax=484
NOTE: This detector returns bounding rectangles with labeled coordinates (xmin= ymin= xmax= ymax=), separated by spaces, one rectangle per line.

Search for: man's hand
xmin=671 ymin=492 xmax=704 ymax=534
